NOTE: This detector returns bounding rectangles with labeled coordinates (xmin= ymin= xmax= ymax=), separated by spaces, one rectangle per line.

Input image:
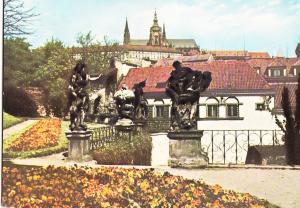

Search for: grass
xmin=3 ymin=120 xmax=68 ymax=159
xmin=3 ymin=112 xmax=23 ymax=129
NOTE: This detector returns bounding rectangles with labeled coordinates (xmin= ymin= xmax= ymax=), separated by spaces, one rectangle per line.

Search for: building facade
xmin=120 ymin=61 xmax=280 ymax=132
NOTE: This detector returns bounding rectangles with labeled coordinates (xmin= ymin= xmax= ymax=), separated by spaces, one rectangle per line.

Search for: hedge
xmin=93 ymin=131 xmax=152 ymax=165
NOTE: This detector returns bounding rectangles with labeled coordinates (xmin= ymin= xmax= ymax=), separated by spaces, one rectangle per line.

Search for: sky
xmin=23 ymin=0 xmax=300 ymax=57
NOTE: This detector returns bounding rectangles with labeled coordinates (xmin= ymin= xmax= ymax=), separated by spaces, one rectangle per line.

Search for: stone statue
xmin=67 ymin=62 xmax=101 ymax=131
xmin=92 ymin=58 xmax=118 ymax=114
xmin=133 ymin=80 xmax=148 ymax=121
xmin=296 ymin=43 xmax=300 ymax=58
xmin=114 ymin=84 xmax=135 ymax=125
xmin=166 ymin=61 xmax=212 ymax=130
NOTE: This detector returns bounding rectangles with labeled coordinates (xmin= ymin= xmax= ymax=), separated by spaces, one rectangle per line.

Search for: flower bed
xmin=8 ymin=119 xmax=61 ymax=152
xmin=3 ymin=119 xmax=68 ymax=158
xmin=2 ymin=166 xmax=278 ymax=208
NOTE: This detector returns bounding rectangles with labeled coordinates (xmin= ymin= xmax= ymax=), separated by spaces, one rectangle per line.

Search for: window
xmin=227 ymin=104 xmax=239 ymax=117
xmin=207 ymin=105 xmax=218 ymax=118
xmin=256 ymin=103 xmax=265 ymax=111
xmin=156 ymin=106 xmax=164 ymax=117
xmin=270 ymin=69 xmax=283 ymax=77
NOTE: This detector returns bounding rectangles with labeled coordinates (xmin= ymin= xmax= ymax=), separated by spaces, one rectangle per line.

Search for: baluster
xmin=211 ymin=130 xmax=214 ymax=164
xmin=223 ymin=130 xmax=226 ymax=165
xmin=235 ymin=130 xmax=238 ymax=164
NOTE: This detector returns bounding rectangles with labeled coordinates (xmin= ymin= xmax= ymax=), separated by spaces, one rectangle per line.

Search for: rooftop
xmin=120 ymin=60 xmax=273 ymax=96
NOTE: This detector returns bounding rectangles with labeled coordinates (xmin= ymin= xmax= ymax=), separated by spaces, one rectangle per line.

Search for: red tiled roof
xmin=293 ymin=59 xmax=300 ymax=66
xmin=247 ymin=57 xmax=300 ymax=75
xmin=120 ymin=61 xmax=272 ymax=94
xmin=272 ymin=83 xmax=298 ymax=109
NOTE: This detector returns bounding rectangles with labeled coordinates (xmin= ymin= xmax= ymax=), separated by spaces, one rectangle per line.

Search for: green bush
xmin=3 ymin=121 xmax=68 ymax=159
xmin=3 ymin=112 xmax=23 ymax=129
xmin=93 ymin=132 xmax=152 ymax=165
xmin=3 ymin=83 xmax=38 ymax=117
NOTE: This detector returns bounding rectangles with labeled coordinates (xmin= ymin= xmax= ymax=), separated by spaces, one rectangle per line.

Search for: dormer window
xmin=269 ymin=68 xmax=284 ymax=77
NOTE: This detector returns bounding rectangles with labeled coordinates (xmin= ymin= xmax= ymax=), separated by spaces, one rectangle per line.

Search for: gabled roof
xmin=120 ymin=61 xmax=273 ymax=96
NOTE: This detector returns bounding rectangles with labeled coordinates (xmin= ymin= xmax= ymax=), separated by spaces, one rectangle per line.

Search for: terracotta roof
xmin=247 ymin=58 xmax=300 ymax=75
xmin=272 ymin=83 xmax=298 ymax=109
xmin=248 ymin=52 xmax=270 ymax=59
xmin=293 ymin=59 xmax=300 ymax=66
xmin=120 ymin=61 xmax=272 ymax=95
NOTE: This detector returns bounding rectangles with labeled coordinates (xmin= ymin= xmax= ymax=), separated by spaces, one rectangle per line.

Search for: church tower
xmin=123 ymin=18 xmax=130 ymax=45
xmin=296 ymin=43 xmax=300 ymax=58
xmin=147 ymin=11 xmax=162 ymax=46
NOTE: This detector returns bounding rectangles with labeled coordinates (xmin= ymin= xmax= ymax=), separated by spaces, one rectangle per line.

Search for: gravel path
xmin=2 ymin=119 xmax=38 ymax=140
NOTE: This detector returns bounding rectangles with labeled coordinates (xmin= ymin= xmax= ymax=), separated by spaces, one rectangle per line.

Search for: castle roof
xmin=129 ymin=39 xmax=198 ymax=49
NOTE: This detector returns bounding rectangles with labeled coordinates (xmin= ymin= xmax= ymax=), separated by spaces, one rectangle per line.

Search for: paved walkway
xmin=3 ymin=119 xmax=38 ymax=140
xmin=7 ymin=152 xmax=300 ymax=208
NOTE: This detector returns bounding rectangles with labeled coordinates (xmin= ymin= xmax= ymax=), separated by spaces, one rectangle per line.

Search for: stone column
xmin=65 ymin=130 xmax=93 ymax=162
xmin=168 ymin=130 xmax=208 ymax=168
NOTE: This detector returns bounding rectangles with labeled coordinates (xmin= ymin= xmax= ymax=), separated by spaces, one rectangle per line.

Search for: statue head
xmin=172 ymin=61 xmax=182 ymax=69
xmin=74 ymin=61 xmax=86 ymax=73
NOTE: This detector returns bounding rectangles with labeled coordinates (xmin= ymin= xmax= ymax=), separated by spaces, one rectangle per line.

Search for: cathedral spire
xmin=162 ymin=23 xmax=166 ymax=40
xmin=123 ymin=17 xmax=130 ymax=45
xmin=153 ymin=10 xmax=158 ymax=25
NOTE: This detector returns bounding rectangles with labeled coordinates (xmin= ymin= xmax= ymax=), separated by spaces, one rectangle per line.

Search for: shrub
xmin=3 ymin=83 xmax=38 ymax=117
xmin=93 ymin=132 xmax=152 ymax=165
xmin=3 ymin=112 xmax=23 ymax=129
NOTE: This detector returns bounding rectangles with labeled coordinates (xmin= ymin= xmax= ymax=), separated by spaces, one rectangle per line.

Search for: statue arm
xmin=88 ymin=74 xmax=103 ymax=81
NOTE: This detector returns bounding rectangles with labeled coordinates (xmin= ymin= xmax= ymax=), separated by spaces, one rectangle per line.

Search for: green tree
xmin=74 ymin=32 xmax=124 ymax=75
xmin=33 ymin=39 xmax=73 ymax=116
xmin=3 ymin=37 xmax=35 ymax=86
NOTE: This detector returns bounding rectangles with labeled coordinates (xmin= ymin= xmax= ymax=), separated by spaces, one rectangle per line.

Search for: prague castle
xmin=123 ymin=11 xmax=199 ymax=59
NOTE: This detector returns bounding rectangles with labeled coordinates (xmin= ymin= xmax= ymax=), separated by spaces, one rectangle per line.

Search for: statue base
xmin=65 ymin=130 xmax=93 ymax=162
xmin=115 ymin=119 xmax=134 ymax=142
xmin=167 ymin=130 xmax=208 ymax=168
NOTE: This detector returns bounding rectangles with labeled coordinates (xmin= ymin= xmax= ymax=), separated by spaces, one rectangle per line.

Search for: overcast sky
xmin=23 ymin=0 xmax=300 ymax=57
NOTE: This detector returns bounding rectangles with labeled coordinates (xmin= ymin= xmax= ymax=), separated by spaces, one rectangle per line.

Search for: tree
xmin=275 ymin=75 xmax=300 ymax=165
xmin=4 ymin=0 xmax=39 ymax=38
xmin=74 ymin=32 xmax=124 ymax=75
xmin=3 ymin=38 xmax=35 ymax=86
xmin=33 ymin=39 xmax=73 ymax=116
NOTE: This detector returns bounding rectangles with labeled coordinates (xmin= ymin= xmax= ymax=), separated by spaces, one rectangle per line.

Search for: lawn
xmin=3 ymin=112 xmax=23 ymax=129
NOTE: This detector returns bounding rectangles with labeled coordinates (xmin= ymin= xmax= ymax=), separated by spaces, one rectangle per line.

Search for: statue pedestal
xmin=65 ymin=130 xmax=93 ymax=162
xmin=115 ymin=119 xmax=134 ymax=142
xmin=167 ymin=130 xmax=208 ymax=168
